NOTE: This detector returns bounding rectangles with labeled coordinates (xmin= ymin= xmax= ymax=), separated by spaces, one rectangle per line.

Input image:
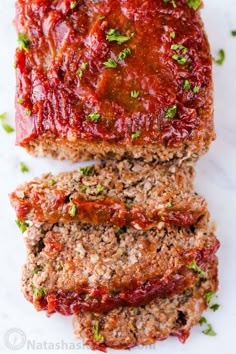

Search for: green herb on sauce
xmin=187 ymin=260 xmax=205 ymax=278
xmin=171 ymin=43 xmax=188 ymax=65
xmin=32 ymin=285 xmax=47 ymax=298
xmin=20 ymin=162 xmax=29 ymax=173
xmin=25 ymin=109 xmax=32 ymax=116
xmin=118 ymin=48 xmax=131 ymax=61
xmin=17 ymin=98 xmax=26 ymax=104
xmin=86 ymin=112 xmax=101 ymax=122
xmin=166 ymin=201 xmax=173 ymax=208
xmin=69 ymin=202 xmax=77 ymax=217
xmin=49 ymin=179 xmax=56 ymax=186
xmin=170 ymin=31 xmax=176 ymax=39
xmin=163 ymin=0 xmax=177 ymax=8
xmin=205 ymin=291 xmax=220 ymax=312
xmin=186 ymin=0 xmax=201 ymax=10
xmin=93 ymin=323 xmax=104 ymax=341
xmin=212 ymin=49 xmax=225 ymax=65
xmin=131 ymin=90 xmax=140 ymax=98
xmin=193 ymin=86 xmax=200 ymax=93
xmin=164 ymin=105 xmax=177 ymax=119
xmin=97 ymin=185 xmax=104 ymax=193
xmin=78 ymin=166 xmax=95 ymax=176
xmin=106 ymin=28 xmax=132 ymax=45
xmin=131 ymin=132 xmax=140 ymax=139
xmin=70 ymin=1 xmax=78 ymax=9
xmin=183 ymin=79 xmax=191 ymax=91
xmin=231 ymin=30 xmax=236 ymax=36
xmin=77 ymin=62 xmax=88 ymax=78
xmin=18 ymin=33 xmax=30 ymax=52
xmin=16 ymin=219 xmax=29 ymax=233
xmin=103 ymin=58 xmax=118 ymax=69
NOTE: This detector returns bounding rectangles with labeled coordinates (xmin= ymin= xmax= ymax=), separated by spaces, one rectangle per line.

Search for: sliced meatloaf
xmin=10 ymin=160 xmax=207 ymax=229
xmin=21 ymin=217 xmax=219 ymax=315
xmin=15 ymin=0 xmax=214 ymax=162
xmin=73 ymin=258 xmax=218 ymax=351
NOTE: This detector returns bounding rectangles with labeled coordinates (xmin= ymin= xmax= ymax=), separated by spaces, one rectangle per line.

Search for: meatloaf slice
xmin=21 ymin=217 xmax=219 ymax=315
xmin=73 ymin=258 xmax=218 ymax=351
xmin=10 ymin=160 xmax=207 ymax=229
xmin=15 ymin=0 xmax=214 ymax=162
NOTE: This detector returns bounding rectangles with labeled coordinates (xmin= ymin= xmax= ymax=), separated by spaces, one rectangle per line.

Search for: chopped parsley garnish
xmin=18 ymin=33 xmax=30 ymax=52
xmin=210 ymin=304 xmax=220 ymax=312
xmin=86 ymin=112 xmax=101 ymax=122
xmin=186 ymin=0 xmax=201 ymax=10
xmin=212 ymin=49 xmax=225 ymax=65
xmin=205 ymin=291 xmax=220 ymax=312
xmin=49 ymin=179 xmax=56 ymax=186
xmin=164 ymin=105 xmax=177 ymax=119
xmin=25 ymin=109 xmax=32 ymax=116
xmin=118 ymin=48 xmax=131 ymax=61
xmin=199 ymin=317 xmax=217 ymax=336
xmin=97 ymin=185 xmax=104 ymax=193
xmin=199 ymin=316 xmax=207 ymax=326
xmin=131 ymin=90 xmax=140 ymax=98
xmin=103 ymin=58 xmax=118 ymax=69
xmin=77 ymin=62 xmax=88 ymax=78
xmin=183 ymin=79 xmax=191 ymax=91
xmin=79 ymin=185 xmax=88 ymax=192
xmin=0 ymin=112 xmax=14 ymax=133
xmin=32 ymin=286 xmax=47 ymax=298
xmin=163 ymin=0 xmax=177 ymax=8
xmin=70 ymin=1 xmax=78 ymax=9
xmin=231 ymin=30 xmax=236 ymax=36
xmin=193 ymin=86 xmax=200 ymax=93
xmin=32 ymin=267 xmax=40 ymax=275
xmin=202 ymin=323 xmax=217 ymax=336
xmin=187 ymin=260 xmax=205 ymax=278
xmin=171 ymin=43 xmax=188 ymax=65
xmin=131 ymin=131 xmax=140 ymax=139
xmin=170 ymin=31 xmax=176 ymax=39
xmin=17 ymin=98 xmax=25 ymax=104
xmin=78 ymin=166 xmax=95 ymax=176
xmin=93 ymin=323 xmax=104 ymax=342
xmin=20 ymin=162 xmax=29 ymax=173
xmin=116 ymin=227 xmax=126 ymax=234
xmin=166 ymin=201 xmax=173 ymax=208
xmin=106 ymin=28 xmax=132 ymax=45
xmin=16 ymin=219 xmax=29 ymax=233
xmin=69 ymin=202 xmax=77 ymax=217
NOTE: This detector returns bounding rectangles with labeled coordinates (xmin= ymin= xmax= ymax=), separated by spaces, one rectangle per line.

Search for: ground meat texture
xmin=21 ymin=217 xmax=219 ymax=315
xmin=73 ymin=259 xmax=218 ymax=351
xmin=10 ymin=160 xmax=207 ymax=229
xmin=15 ymin=0 xmax=214 ymax=162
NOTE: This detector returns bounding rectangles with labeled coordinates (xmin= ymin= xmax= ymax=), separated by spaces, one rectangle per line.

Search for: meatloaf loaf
xmin=21 ymin=216 xmax=219 ymax=315
xmin=10 ymin=160 xmax=207 ymax=229
xmin=73 ymin=258 xmax=218 ymax=351
xmin=15 ymin=0 xmax=214 ymax=162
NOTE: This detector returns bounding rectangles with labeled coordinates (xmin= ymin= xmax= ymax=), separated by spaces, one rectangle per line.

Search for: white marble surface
xmin=0 ymin=1 xmax=236 ymax=353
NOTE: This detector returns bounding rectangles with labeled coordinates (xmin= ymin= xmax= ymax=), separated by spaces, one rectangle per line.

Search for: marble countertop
xmin=0 ymin=1 xmax=236 ymax=353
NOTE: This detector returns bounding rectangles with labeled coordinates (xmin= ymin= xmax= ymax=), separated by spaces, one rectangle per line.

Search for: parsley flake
xmin=212 ymin=49 xmax=225 ymax=65
xmin=170 ymin=31 xmax=176 ymax=39
xmin=20 ymin=162 xmax=29 ymax=173
xmin=106 ymin=28 xmax=132 ymax=45
xmin=69 ymin=202 xmax=77 ymax=217
xmin=131 ymin=132 xmax=140 ymax=139
xmin=93 ymin=323 xmax=104 ymax=342
xmin=199 ymin=316 xmax=207 ymax=326
xmin=17 ymin=98 xmax=25 ymax=104
xmin=70 ymin=1 xmax=78 ymax=9
xmin=18 ymin=33 xmax=30 ymax=52
xmin=202 ymin=323 xmax=217 ymax=336
xmin=103 ymin=58 xmax=118 ymax=68
xmin=49 ymin=179 xmax=56 ymax=186
xmin=0 ymin=112 xmax=14 ymax=133
xmin=193 ymin=86 xmax=200 ymax=93
xmin=32 ymin=286 xmax=47 ymax=298
xmin=186 ymin=0 xmax=201 ymax=10
xmin=164 ymin=105 xmax=177 ymax=119
xmin=86 ymin=112 xmax=101 ymax=122
xmin=25 ymin=109 xmax=32 ymax=116
xmin=77 ymin=62 xmax=88 ymax=78
xmin=16 ymin=219 xmax=29 ymax=233
xmin=167 ymin=201 xmax=173 ymax=208
xmin=231 ymin=30 xmax=236 ymax=36
xmin=78 ymin=166 xmax=95 ymax=176
xmin=163 ymin=0 xmax=177 ymax=8
xmin=131 ymin=90 xmax=140 ymax=98
xmin=118 ymin=48 xmax=131 ymax=61
xmin=183 ymin=79 xmax=191 ymax=91
xmin=171 ymin=43 xmax=188 ymax=65
xmin=97 ymin=185 xmax=104 ymax=193
xmin=205 ymin=291 xmax=217 ymax=304
xmin=187 ymin=260 xmax=205 ymax=278
xmin=210 ymin=304 xmax=220 ymax=312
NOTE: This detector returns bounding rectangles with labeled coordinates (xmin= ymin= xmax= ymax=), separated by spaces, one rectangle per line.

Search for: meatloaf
xmin=73 ymin=258 xmax=218 ymax=351
xmin=10 ymin=160 xmax=207 ymax=229
xmin=21 ymin=216 xmax=219 ymax=315
xmin=15 ymin=0 xmax=214 ymax=162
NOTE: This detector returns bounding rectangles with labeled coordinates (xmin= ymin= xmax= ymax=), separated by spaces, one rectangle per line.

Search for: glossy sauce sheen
xmin=15 ymin=0 xmax=212 ymax=146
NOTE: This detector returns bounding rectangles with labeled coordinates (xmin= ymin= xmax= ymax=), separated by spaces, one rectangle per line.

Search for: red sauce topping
xmin=10 ymin=190 xmax=206 ymax=228
xmin=15 ymin=0 xmax=212 ymax=147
